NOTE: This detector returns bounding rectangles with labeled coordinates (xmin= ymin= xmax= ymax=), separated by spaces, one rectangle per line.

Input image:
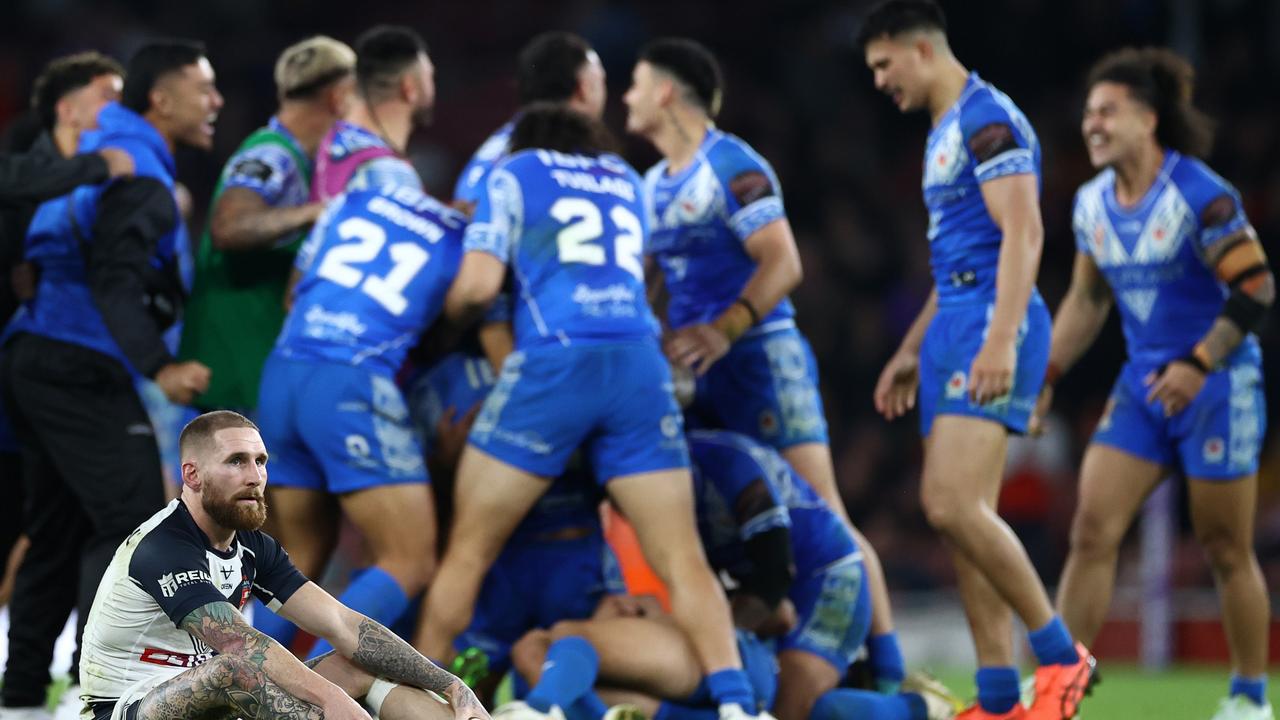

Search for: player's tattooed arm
xmin=164 ymin=602 xmax=366 ymax=720
xmin=352 ymin=617 xmax=486 ymax=717
xmin=210 ymin=186 xmax=325 ymax=252
xmin=1195 ymin=223 xmax=1274 ymax=367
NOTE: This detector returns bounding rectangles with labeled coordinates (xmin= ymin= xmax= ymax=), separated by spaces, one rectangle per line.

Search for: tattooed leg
xmin=134 ymin=653 xmax=325 ymax=720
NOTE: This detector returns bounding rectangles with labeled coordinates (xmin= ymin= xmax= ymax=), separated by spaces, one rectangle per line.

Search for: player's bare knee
xmin=1068 ymin=511 xmax=1122 ymax=561
xmin=547 ymin=618 xmax=590 ymax=641
xmin=511 ymin=629 xmax=552 ymax=682
xmin=1196 ymin=527 xmax=1251 ymax=576
xmin=379 ymin=558 xmax=435 ymax=596
xmin=919 ymin=485 xmax=970 ymax=534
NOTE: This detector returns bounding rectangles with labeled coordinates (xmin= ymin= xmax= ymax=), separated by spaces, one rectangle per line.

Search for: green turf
xmin=934 ymin=665 xmax=1276 ymax=719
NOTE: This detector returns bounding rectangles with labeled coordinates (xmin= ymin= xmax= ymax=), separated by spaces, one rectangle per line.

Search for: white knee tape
xmin=365 ymin=677 xmax=399 ymax=717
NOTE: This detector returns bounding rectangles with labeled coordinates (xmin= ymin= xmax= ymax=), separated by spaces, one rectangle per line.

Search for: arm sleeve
xmin=712 ymin=141 xmax=786 ymax=242
xmin=462 ymin=166 xmax=522 ymax=262
xmin=220 ymin=145 xmax=296 ymax=205
xmin=247 ymin=532 xmax=308 ymax=611
xmin=961 ymin=95 xmax=1036 ymax=184
xmin=128 ymin=531 xmax=231 ymax=628
xmin=1071 ymin=193 xmax=1093 ymax=257
xmin=0 ymin=151 xmax=108 ymax=204
xmin=86 ymin=177 xmax=179 ymax=377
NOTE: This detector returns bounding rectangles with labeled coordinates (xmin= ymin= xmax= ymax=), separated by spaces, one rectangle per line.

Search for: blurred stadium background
xmin=0 ymin=0 xmax=1276 ymax=714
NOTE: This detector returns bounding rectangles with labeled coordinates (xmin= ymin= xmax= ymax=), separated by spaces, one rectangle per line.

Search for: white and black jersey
xmin=80 ymin=499 xmax=307 ymax=714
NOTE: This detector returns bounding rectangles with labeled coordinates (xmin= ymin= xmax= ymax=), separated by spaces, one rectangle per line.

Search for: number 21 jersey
xmin=276 ymin=184 xmax=465 ymax=375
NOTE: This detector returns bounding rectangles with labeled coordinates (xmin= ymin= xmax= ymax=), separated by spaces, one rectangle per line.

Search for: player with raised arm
xmin=1033 ymin=48 xmax=1272 ymax=720
xmin=417 ymin=104 xmax=774 ymax=720
xmin=311 ymin=25 xmax=433 ymax=202
xmin=623 ymin=38 xmax=907 ymax=691
xmin=859 ymin=2 xmax=1092 ymax=718
xmin=76 ymin=410 xmax=486 ymax=720
xmin=254 ymin=182 xmax=465 ymax=659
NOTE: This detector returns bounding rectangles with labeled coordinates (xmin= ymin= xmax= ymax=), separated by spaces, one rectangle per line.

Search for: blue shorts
xmin=780 ymin=554 xmax=872 ymax=672
xmin=257 ymin=354 xmax=428 ymax=494
xmin=468 ymin=341 xmax=689 ymax=481
xmin=693 ymin=325 xmax=829 ymax=450
xmin=1093 ymin=360 xmax=1266 ymax=480
xmin=918 ymin=299 xmax=1050 ymax=436
xmin=455 ymin=533 xmax=624 ymax=673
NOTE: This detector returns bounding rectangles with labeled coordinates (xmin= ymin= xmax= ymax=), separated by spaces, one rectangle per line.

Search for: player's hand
xmin=449 ymin=199 xmax=477 ymax=219
xmin=434 ymin=403 xmax=481 ymax=472
xmin=1145 ymin=361 xmax=1206 ymax=417
xmin=97 ymin=147 xmax=135 ymax=179
xmin=448 ymin=679 xmax=491 ymax=720
xmin=873 ymin=350 xmax=919 ymax=420
xmin=665 ymin=323 xmax=731 ymax=376
xmin=968 ymin=336 xmax=1016 ymax=405
xmin=1028 ymin=383 xmax=1054 ymax=437
xmin=154 ymin=360 xmax=211 ymax=405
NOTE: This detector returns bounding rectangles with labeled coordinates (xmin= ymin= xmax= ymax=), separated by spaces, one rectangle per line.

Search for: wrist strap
xmin=734 ymin=297 xmax=760 ymax=325
xmin=1181 ymin=346 xmax=1211 ymax=374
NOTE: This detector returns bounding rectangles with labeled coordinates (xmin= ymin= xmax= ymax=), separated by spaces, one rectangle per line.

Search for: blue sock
xmin=308 ymin=566 xmax=410 ymax=660
xmin=976 ymin=666 xmax=1020 ymax=714
xmin=250 ymin=598 xmax=298 ymax=648
xmin=1028 ymin=616 xmax=1078 ymax=666
xmin=810 ymin=688 xmax=927 ymax=720
xmin=654 ymin=703 xmax=718 ymax=720
xmin=1230 ymin=674 xmax=1267 ymax=707
xmin=564 ymin=691 xmax=609 ymax=720
xmin=868 ymin=632 xmax=907 ymax=693
xmin=706 ymin=668 xmax=755 ymax=710
xmin=526 ymin=637 xmax=599 ymax=713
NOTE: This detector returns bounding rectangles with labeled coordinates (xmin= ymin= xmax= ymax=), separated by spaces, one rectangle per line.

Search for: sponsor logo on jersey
xmin=157 ymin=570 xmax=212 ymax=598
xmin=140 ymin=647 xmax=216 ymax=669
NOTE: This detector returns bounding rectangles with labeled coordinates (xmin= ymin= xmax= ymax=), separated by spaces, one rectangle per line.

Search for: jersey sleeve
xmin=710 ymin=139 xmax=786 ymax=242
xmin=453 ymin=128 xmax=511 ymax=205
xmin=1193 ymin=180 xmax=1252 ymax=252
xmin=462 ymin=165 xmax=523 ymax=262
xmin=245 ymin=532 xmax=308 ymax=611
xmin=127 ymin=530 xmax=230 ymax=628
xmin=1071 ymin=191 xmax=1092 ymax=257
xmin=221 ymin=143 xmax=298 ymax=205
xmin=960 ymin=93 xmax=1036 ymax=184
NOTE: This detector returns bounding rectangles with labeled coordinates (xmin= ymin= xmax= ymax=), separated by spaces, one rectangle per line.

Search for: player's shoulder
xmin=703 ymin=129 xmax=773 ymax=174
xmin=357 ymin=184 xmax=468 ymax=234
xmin=473 ymin=121 xmax=515 ymax=163
xmin=1074 ymin=168 xmax=1115 ymax=208
xmin=957 ymin=76 xmax=1029 ymax=132
xmin=127 ymin=502 xmax=209 ymax=573
xmin=234 ymin=527 xmax=284 ymax=559
xmin=1166 ymin=152 xmax=1239 ymax=208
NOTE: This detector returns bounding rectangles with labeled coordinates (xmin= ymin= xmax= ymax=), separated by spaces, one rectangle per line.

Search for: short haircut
xmin=121 ymin=39 xmax=207 ymax=114
xmin=275 ymin=35 xmax=356 ymax=101
xmin=1086 ymin=47 xmax=1214 ymax=159
xmin=179 ymin=410 xmax=259 ymax=459
xmin=355 ymin=25 xmax=428 ymax=102
xmin=508 ymin=102 xmax=619 ymax=156
xmin=516 ymin=32 xmax=593 ymax=106
xmin=31 ymin=51 xmax=124 ymax=131
xmin=855 ymin=0 xmax=948 ymax=49
xmin=638 ymin=38 xmax=723 ymax=118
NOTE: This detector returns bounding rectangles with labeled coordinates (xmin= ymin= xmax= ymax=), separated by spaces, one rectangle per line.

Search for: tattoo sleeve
xmin=146 ymin=602 xmax=326 ymax=720
xmin=351 ymin=617 xmax=484 ymax=714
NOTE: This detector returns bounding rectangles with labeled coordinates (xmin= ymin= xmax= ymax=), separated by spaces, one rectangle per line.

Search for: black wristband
xmin=734 ymin=297 xmax=760 ymax=325
xmin=1178 ymin=352 xmax=1210 ymax=374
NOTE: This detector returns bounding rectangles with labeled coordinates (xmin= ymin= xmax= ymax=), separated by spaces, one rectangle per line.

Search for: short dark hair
xmin=638 ymin=38 xmax=723 ymax=118
xmin=121 ymin=39 xmax=207 ymax=114
xmin=1087 ymin=47 xmax=1214 ymax=159
xmin=508 ymin=102 xmax=619 ymax=156
xmin=516 ymin=32 xmax=593 ymax=106
xmin=31 ymin=51 xmax=124 ymax=131
xmin=355 ymin=25 xmax=428 ymax=102
xmin=180 ymin=410 xmax=259 ymax=459
xmin=856 ymin=0 xmax=948 ymax=50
